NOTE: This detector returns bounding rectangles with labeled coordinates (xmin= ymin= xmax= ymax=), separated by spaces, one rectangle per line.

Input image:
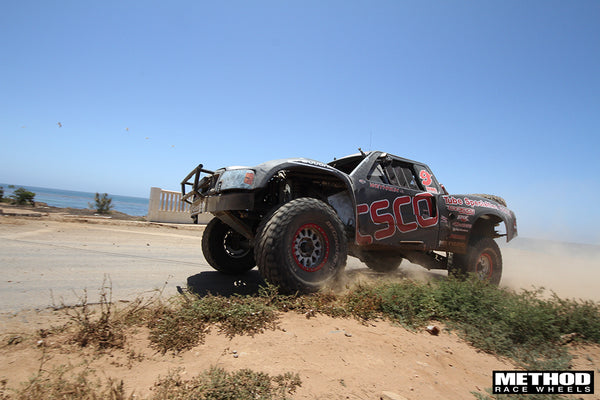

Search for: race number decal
xmin=419 ymin=170 xmax=432 ymax=186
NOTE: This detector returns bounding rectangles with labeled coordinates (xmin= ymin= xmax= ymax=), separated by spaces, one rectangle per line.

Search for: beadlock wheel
xmin=255 ymin=197 xmax=347 ymax=294
xmin=475 ymin=252 xmax=493 ymax=281
xmin=292 ymin=223 xmax=330 ymax=272
xmin=450 ymin=237 xmax=502 ymax=285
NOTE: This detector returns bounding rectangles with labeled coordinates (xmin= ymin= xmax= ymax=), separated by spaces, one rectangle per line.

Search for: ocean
xmin=0 ymin=184 xmax=149 ymax=216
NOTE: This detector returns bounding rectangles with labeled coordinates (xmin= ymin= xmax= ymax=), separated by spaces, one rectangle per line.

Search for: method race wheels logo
xmin=493 ymin=371 xmax=594 ymax=395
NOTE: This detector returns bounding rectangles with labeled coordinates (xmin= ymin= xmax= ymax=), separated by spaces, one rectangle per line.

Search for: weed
xmin=377 ymin=281 xmax=439 ymax=327
xmin=344 ymin=283 xmax=383 ymax=321
xmin=9 ymin=366 xmax=133 ymax=400
xmin=258 ymin=284 xmax=349 ymax=318
xmin=147 ymin=300 xmax=208 ymax=354
xmin=65 ymin=277 xmax=125 ymax=349
xmin=551 ymin=294 xmax=600 ymax=342
xmin=148 ymin=294 xmax=279 ymax=354
xmin=0 ymin=379 xmax=8 ymax=400
xmin=431 ymin=278 xmax=598 ymax=364
xmin=151 ymin=367 xmax=301 ymax=400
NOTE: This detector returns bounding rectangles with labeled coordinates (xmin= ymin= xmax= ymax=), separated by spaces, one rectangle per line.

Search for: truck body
xmin=182 ymin=150 xmax=517 ymax=292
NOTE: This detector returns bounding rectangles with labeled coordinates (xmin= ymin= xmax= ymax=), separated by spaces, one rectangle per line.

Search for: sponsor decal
xmin=463 ymin=197 xmax=498 ymax=209
xmin=452 ymin=222 xmax=473 ymax=229
xmin=296 ymin=159 xmax=331 ymax=169
xmin=493 ymin=371 xmax=593 ymax=395
xmin=447 ymin=205 xmax=475 ymax=215
xmin=441 ymin=240 xmax=467 ymax=250
xmin=356 ymin=193 xmax=438 ymax=243
xmin=444 ymin=196 xmax=513 ymax=216
xmin=356 ymin=203 xmax=374 ymax=244
xmin=370 ymin=199 xmax=396 ymax=240
xmin=444 ymin=196 xmax=464 ymax=205
xmin=369 ymin=182 xmax=400 ymax=193
xmin=498 ymin=205 xmax=514 ymax=217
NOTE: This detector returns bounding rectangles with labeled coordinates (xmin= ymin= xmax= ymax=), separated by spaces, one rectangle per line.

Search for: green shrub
xmin=431 ymin=279 xmax=599 ymax=362
xmin=344 ymin=283 xmax=383 ymax=321
xmin=148 ymin=295 xmax=279 ymax=354
xmin=10 ymin=187 xmax=35 ymax=205
xmin=378 ymin=281 xmax=439 ymax=327
xmin=92 ymin=193 xmax=113 ymax=214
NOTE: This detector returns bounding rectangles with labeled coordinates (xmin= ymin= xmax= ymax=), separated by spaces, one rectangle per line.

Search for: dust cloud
xmin=344 ymin=238 xmax=600 ymax=302
xmin=501 ymin=238 xmax=600 ymax=301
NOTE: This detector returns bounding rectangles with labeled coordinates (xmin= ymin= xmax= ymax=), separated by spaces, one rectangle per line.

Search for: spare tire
xmin=469 ymin=194 xmax=507 ymax=207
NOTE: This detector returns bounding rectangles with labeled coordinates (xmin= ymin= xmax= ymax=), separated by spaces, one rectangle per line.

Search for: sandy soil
xmin=1 ymin=207 xmax=599 ymax=399
xmin=1 ymin=307 xmax=599 ymax=400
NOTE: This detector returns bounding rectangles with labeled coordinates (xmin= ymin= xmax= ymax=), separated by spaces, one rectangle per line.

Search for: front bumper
xmin=189 ymin=192 xmax=255 ymax=217
xmin=182 ymin=164 xmax=256 ymax=217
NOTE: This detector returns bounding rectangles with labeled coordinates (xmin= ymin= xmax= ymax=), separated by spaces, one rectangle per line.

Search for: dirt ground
xmin=1 ymin=207 xmax=599 ymax=399
xmin=1 ymin=307 xmax=599 ymax=400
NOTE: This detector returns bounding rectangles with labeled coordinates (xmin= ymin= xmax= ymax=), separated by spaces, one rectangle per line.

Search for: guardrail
xmin=147 ymin=187 xmax=211 ymax=224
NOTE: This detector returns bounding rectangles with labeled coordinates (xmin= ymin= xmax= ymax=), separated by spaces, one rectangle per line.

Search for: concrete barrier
xmin=147 ymin=187 xmax=212 ymax=224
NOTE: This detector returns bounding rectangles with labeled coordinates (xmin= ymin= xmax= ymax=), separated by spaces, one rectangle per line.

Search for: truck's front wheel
xmin=451 ymin=237 xmax=502 ymax=285
xmin=202 ymin=217 xmax=255 ymax=274
xmin=255 ymin=198 xmax=347 ymax=293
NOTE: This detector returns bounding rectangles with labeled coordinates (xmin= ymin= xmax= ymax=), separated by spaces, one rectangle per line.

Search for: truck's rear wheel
xmin=202 ymin=217 xmax=255 ymax=274
xmin=255 ymin=198 xmax=347 ymax=293
xmin=451 ymin=237 xmax=502 ymax=285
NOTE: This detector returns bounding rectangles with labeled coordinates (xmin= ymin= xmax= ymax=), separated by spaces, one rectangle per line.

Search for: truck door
xmin=354 ymin=156 xmax=440 ymax=249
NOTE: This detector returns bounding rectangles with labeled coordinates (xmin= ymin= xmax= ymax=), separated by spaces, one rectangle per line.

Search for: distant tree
xmin=11 ymin=188 xmax=36 ymax=205
xmin=92 ymin=193 xmax=113 ymax=214
xmin=0 ymin=186 xmax=4 ymax=200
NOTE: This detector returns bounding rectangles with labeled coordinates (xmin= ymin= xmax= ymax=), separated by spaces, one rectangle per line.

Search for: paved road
xmin=0 ymin=219 xmax=345 ymax=312
xmin=0 ymin=217 xmax=444 ymax=312
xmin=0 ymin=220 xmax=214 ymax=312
xmin=1 ymin=217 xmax=598 ymax=313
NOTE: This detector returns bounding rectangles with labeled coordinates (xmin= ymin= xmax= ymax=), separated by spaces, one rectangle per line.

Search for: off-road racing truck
xmin=181 ymin=150 xmax=517 ymax=293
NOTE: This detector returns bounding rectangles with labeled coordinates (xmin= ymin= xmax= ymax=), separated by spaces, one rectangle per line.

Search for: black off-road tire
xmin=362 ymin=253 xmax=403 ymax=273
xmin=202 ymin=217 xmax=255 ymax=275
xmin=255 ymin=197 xmax=347 ymax=294
xmin=450 ymin=237 xmax=503 ymax=285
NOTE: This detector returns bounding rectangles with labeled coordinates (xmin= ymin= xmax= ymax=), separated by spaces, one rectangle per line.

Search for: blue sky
xmin=1 ymin=1 xmax=599 ymax=244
